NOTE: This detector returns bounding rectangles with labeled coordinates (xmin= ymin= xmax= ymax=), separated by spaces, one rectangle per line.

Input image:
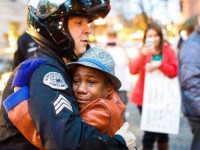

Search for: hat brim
xmin=68 ymin=62 xmax=121 ymax=90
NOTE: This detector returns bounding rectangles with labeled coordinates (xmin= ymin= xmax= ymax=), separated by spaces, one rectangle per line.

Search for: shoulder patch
xmin=53 ymin=94 xmax=73 ymax=115
xmin=43 ymin=72 xmax=68 ymax=90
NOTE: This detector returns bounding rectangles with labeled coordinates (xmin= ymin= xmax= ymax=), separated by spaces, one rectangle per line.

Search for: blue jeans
xmin=188 ymin=119 xmax=200 ymax=150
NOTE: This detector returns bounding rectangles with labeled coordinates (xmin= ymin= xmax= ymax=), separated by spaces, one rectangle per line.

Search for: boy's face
xmin=72 ymin=65 xmax=112 ymax=110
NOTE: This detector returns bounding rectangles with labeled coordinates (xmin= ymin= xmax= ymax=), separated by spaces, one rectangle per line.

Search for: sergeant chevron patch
xmin=43 ymin=72 xmax=68 ymax=90
xmin=53 ymin=94 xmax=73 ymax=115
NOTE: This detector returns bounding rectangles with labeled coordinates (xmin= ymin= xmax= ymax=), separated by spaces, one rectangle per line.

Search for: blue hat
xmin=68 ymin=46 xmax=121 ymax=90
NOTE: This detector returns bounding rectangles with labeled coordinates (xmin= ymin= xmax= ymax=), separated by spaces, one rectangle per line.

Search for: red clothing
xmin=80 ymin=92 xmax=125 ymax=136
xmin=129 ymin=43 xmax=178 ymax=106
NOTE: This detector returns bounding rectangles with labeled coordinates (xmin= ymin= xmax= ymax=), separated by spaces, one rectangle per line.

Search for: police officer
xmin=0 ymin=0 xmax=136 ymax=150
xmin=13 ymin=32 xmax=38 ymax=69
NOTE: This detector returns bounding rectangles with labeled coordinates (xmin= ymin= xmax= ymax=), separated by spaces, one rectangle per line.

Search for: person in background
xmin=177 ymin=15 xmax=198 ymax=54
xmin=178 ymin=14 xmax=200 ymax=150
xmin=0 ymin=0 xmax=136 ymax=149
xmin=129 ymin=22 xmax=178 ymax=150
xmin=105 ymin=30 xmax=130 ymax=121
xmin=13 ymin=32 xmax=38 ymax=69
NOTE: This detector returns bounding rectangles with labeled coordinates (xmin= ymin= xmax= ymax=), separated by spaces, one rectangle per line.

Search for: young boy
xmin=3 ymin=47 xmax=126 ymax=148
xmin=68 ymin=47 xmax=125 ymax=136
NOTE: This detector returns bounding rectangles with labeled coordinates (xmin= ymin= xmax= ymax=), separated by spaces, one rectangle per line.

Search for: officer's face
xmin=68 ymin=16 xmax=92 ymax=59
xmin=72 ymin=65 xmax=113 ymax=110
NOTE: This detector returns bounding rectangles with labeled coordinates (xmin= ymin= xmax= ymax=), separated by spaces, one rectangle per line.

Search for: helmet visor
xmin=29 ymin=0 xmax=67 ymax=19
xmin=29 ymin=0 xmax=110 ymax=20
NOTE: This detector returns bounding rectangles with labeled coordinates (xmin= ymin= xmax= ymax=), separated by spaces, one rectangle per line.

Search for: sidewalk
xmin=126 ymin=102 xmax=193 ymax=150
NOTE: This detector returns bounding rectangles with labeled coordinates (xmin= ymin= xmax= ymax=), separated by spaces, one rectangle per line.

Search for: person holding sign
xmin=129 ymin=22 xmax=178 ymax=150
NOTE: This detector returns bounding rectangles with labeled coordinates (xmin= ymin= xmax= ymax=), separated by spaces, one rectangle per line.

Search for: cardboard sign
xmin=140 ymin=70 xmax=181 ymax=134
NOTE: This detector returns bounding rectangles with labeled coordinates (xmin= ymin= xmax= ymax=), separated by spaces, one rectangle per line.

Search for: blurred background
xmin=0 ymin=0 xmax=199 ymax=94
xmin=0 ymin=0 xmax=198 ymax=149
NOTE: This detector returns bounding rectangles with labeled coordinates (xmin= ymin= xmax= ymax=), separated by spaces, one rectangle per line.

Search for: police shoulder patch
xmin=53 ymin=94 xmax=73 ymax=115
xmin=43 ymin=72 xmax=68 ymax=90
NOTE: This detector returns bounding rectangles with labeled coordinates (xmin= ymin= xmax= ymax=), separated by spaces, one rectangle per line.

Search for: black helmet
xmin=27 ymin=0 xmax=111 ymax=61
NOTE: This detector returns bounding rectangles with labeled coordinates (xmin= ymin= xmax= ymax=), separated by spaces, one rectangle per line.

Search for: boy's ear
xmin=108 ymin=83 xmax=115 ymax=96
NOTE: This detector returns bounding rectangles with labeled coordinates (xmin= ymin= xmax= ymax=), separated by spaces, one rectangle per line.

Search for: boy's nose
xmin=77 ymin=83 xmax=87 ymax=94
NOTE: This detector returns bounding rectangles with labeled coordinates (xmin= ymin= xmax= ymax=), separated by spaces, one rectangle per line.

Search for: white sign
xmin=140 ymin=70 xmax=181 ymax=134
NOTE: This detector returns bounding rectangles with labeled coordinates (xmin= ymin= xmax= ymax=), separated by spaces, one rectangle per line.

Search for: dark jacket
xmin=0 ymin=47 xmax=127 ymax=150
xmin=13 ymin=32 xmax=38 ymax=69
xmin=179 ymin=25 xmax=200 ymax=121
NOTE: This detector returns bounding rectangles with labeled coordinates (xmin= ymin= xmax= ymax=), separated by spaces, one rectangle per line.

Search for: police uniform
xmin=0 ymin=48 xmax=128 ymax=150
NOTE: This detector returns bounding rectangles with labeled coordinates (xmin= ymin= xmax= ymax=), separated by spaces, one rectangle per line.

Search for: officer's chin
xmin=74 ymin=44 xmax=91 ymax=60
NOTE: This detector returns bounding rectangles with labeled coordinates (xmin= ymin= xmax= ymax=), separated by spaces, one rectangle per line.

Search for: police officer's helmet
xmin=27 ymin=0 xmax=111 ymax=61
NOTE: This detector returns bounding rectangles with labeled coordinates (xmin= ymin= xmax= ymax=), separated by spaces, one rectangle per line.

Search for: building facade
xmin=0 ymin=0 xmax=27 ymax=51
xmin=0 ymin=0 xmax=199 ymax=52
xmin=181 ymin=0 xmax=200 ymax=21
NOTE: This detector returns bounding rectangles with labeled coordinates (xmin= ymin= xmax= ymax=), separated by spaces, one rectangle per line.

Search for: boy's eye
xmin=76 ymin=21 xmax=82 ymax=25
xmin=88 ymin=80 xmax=97 ymax=85
xmin=73 ymin=79 xmax=80 ymax=84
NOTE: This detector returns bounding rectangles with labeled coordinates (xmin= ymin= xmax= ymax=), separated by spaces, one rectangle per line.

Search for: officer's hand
xmin=12 ymin=58 xmax=46 ymax=88
xmin=115 ymin=122 xmax=136 ymax=150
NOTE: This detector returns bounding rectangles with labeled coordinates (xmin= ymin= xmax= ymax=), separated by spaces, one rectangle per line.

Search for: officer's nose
xmin=84 ymin=24 xmax=92 ymax=35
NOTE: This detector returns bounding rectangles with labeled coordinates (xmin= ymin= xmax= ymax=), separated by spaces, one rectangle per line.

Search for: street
xmin=126 ymin=102 xmax=193 ymax=150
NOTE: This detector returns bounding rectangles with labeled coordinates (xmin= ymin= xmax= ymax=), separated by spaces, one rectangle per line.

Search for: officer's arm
xmin=29 ymin=65 xmax=128 ymax=150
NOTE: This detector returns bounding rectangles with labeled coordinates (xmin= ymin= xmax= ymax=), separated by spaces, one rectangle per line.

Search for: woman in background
xmin=129 ymin=22 xmax=178 ymax=150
